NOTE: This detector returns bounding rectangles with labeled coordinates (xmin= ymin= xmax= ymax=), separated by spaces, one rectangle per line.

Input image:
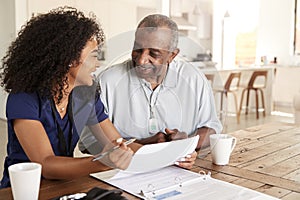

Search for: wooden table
xmin=0 ymin=122 xmax=299 ymax=199
xmin=195 ymin=122 xmax=300 ymax=200
xmin=0 ymin=175 xmax=140 ymax=200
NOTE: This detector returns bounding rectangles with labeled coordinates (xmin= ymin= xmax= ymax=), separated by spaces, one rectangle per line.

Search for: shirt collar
xmin=129 ymin=60 xmax=177 ymax=88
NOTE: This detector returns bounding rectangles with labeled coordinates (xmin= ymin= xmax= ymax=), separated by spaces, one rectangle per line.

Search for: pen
xmin=92 ymin=138 xmax=136 ymax=161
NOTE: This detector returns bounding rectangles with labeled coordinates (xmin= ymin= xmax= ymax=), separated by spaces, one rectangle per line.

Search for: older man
xmin=80 ymin=14 xmax=222 ymax=154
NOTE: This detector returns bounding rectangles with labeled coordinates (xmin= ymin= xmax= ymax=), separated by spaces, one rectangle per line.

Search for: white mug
xmin=210 ymin=134 xmax=237 ymax=165
xmin=8 ymin=162 xmax=42 ymax=200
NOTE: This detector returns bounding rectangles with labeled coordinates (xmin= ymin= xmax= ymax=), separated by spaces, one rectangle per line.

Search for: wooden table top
xmin=0 ymin=122 xmax=299 ymax=200
xmin=195 ymin=122 xmax=300 ymax=200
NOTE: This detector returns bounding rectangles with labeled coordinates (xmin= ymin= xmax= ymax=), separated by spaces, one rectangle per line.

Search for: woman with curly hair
xmin=0 ymin=7 xmax=139 ymax=188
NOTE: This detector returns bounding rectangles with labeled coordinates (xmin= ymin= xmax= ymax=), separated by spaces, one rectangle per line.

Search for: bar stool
xmin=239 ymin=70 xmax=267 ymax=119
xmin=213 ymin=72 xmax=241 ymax=123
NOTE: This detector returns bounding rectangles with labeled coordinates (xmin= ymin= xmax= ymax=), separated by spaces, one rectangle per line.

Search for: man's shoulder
xmin=101 ymin=60 xmax=133 ymax=77
xmin=172 ymin=60 xmax=204 ymax=77
xmin=100 ymin=60 xmax=134 ymax=86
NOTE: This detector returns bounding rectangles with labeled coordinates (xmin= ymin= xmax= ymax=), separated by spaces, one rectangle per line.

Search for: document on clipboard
xmin=91 ymin=136 xmax=279 ymax=199
xmin=91 ymin=166 xmax=279 ymax=200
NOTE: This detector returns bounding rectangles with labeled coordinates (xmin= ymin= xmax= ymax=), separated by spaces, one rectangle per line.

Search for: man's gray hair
xmin=137 ymin=14 xmax=179 ymax=50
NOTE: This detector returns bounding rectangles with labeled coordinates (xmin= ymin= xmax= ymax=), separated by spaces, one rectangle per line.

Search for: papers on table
xmin=91 ymin=136 xmax=279 ymax=199
xmin=91 ymin=166 xmax=279 ymax=200
xmin=125 ymin=135 xmax=199 ymax=173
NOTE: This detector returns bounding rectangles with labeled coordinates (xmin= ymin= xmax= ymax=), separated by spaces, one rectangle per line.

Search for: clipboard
xmin=91 ymin=166 xmax=279 ymax=200
xmin=91 ymin=136 xmax=279 ymax=200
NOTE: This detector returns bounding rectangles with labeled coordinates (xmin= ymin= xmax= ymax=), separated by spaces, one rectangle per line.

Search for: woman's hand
xmin=175 ymin=151 xmax=197 ymax=169
xmin=108 ymin=139 xmax=134 ymax=169
xmin=97 ymin=138 xmax=134 ymax=170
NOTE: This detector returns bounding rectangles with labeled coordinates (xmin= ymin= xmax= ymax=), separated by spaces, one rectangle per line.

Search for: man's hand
xmin=135 ymin=127 xmax=215 ymax=150
xmin=136 ymin=128 xmax=188 ymax=145
xmin=136 ymin=132 xmax=167 ymax=144
xmin=165 ymin=128 xmax=188 ymax=141
xmin=175 ymin=151 xmax=197 ymax=169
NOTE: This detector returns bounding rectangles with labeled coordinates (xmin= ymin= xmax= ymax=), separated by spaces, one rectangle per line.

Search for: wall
xmin=256 ymin=0 xmax=296 ymax=66
xmin=27 ymin=0 xmax=138 ymax=39
xmin=0 ymin=0 xmax=15 ymax=175
xmin=0 ymin=0 xmax=16 ymax=119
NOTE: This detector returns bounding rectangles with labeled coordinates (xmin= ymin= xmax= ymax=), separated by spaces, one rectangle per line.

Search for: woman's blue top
xmin=0 ymin=90 xmax=108 ymax=188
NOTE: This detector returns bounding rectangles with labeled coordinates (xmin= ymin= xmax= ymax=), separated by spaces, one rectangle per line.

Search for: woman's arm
xmin=88 ymin=118 xmax=142 ymax=152
xmin=93 ymin=120 xmax=196 ymax=170
xmin=13 ymin=119 xmax=133 ymax=180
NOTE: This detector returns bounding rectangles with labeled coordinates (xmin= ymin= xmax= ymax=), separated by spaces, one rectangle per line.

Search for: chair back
xmin=224 ymin=72 xmax=241 ymax=91
xmin=248 ymin=70 xmax=268 ymax=89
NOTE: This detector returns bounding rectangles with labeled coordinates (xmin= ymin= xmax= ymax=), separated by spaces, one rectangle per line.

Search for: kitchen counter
xmin=272 ymin=66 xmax=300 ymax=108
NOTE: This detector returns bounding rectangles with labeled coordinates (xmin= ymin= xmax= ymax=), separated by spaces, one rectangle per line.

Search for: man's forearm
xmin=195 ymin=127 xmax=216 ymax=151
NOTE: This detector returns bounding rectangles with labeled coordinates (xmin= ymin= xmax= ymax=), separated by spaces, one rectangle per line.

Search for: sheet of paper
xmin=125 ymin=135 xmax=199 ymax=173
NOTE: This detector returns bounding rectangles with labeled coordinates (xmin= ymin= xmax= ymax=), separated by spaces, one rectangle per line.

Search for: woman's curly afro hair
xmin=0 ymin=6 xmax=105 ymax=102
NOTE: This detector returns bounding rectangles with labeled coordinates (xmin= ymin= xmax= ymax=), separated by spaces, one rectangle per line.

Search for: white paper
xmin=125 ymin=135 xmax=199 ymax=173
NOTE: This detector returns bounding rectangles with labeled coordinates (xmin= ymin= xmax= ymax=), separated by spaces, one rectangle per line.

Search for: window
xmin=232 ymin=0 xmax=259 ymax=66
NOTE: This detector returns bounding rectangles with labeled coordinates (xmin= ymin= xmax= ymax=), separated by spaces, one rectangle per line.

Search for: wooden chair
xmin=214 ymin=72 xmax=241 ymax=123
xmin=239 ymin=70 xmax=268 ymax=119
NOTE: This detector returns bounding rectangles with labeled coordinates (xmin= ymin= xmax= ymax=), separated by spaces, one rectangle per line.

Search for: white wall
xmin=0 ymin=0 xmax=16 ymax=119
xmin=27 ymin=0 xmax=151 ymax=39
